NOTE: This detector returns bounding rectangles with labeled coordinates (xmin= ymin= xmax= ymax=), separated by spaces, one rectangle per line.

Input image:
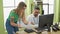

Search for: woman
xmin=6 ymin=2 xmax=28 ymax=34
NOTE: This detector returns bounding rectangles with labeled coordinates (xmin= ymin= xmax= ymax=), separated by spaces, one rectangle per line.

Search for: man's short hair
xmin=34 ymin=6 xmax=40 ymax=10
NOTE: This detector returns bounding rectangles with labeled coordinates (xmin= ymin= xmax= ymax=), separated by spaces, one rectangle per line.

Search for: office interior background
xmin=0 ymin=0 xmax=60 ymax=34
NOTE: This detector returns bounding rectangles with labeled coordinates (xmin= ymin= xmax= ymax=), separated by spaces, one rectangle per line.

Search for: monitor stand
xmin=36 ymin=25 xmax=51 ymax=34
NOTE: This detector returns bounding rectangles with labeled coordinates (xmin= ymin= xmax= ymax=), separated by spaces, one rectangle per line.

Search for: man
xmin=27 ymin=6 xmax=40 ymax=25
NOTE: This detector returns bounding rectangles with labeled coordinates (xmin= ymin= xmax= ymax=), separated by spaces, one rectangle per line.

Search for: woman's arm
xmin=22 ymin=16 xmax=28 ymax=25
xmin=10 ymin=17 xmax=21 ymax=27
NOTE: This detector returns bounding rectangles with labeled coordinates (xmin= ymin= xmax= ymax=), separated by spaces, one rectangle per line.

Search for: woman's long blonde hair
xmin=15 ymin=2 xmax=27 ymax=18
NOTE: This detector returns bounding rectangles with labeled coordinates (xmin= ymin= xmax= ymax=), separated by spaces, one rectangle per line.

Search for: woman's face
xmin=18 ymin=7 xmax=26 ymax=17
xmin=20 ymin=7 xmax=26 ymax=13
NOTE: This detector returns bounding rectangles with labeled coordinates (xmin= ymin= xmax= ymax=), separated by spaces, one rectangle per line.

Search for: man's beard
xmin=34 ymin=14 xmax=38 ymax=17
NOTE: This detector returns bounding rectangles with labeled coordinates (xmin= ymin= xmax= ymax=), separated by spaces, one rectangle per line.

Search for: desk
xmin=16 ymin=30 xmax=60 ymax=34
xmin=16 ymin=26 xmax=60 ymax=34
xmin=16 ymin=28 xmax=51 ymax=34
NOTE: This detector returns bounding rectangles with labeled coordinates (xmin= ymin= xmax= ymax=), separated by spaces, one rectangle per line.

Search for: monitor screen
xmin=39 ymin=14 xmax=54 ymax=29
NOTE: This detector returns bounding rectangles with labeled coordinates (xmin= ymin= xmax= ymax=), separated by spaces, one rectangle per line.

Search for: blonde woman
xmin=6 ymin=2 xmax=28 ymax=34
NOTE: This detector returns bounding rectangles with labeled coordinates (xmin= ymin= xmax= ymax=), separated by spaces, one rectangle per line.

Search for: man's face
xmin=34 ymin=9 xmax=39 ymax=17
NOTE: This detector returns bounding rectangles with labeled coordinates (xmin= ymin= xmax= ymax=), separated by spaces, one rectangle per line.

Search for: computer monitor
xmin=39 ymin=14 xmax=54 ymax=29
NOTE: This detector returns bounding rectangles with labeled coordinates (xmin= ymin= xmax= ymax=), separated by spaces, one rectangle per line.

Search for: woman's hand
xmin=17 ymin=24 xmax=22 ymax=28
xmin=31 ymin=22 xmax=35 ymax=25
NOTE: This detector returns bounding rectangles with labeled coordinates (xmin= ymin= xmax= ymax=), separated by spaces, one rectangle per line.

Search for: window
xmin=3 ymin=0 xmax=25 ymax=30
xmin=42 ymin=0 xmax=54 ymax=15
